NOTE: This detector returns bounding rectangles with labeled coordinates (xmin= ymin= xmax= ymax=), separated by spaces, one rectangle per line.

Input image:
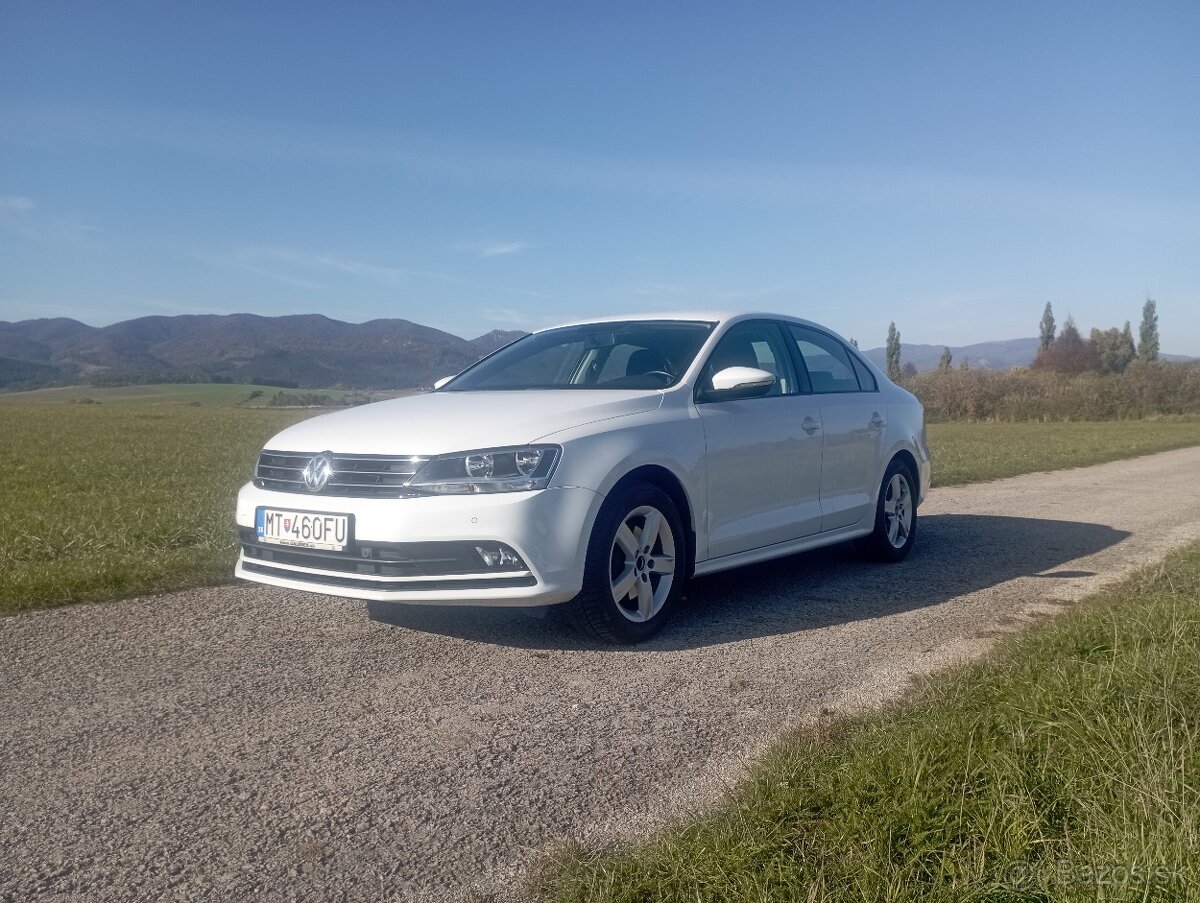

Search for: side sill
xmin=692 ymin=523 xmax=874 ymax=578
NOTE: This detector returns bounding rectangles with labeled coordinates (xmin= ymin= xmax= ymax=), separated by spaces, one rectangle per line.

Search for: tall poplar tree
xmin=885 ymin=322 xmax=902 ymax=382
xmin=1039 ymin=302 xmax=1056 ymax=351
xmin=1138 ymin=297 xmax=1159 ymax=361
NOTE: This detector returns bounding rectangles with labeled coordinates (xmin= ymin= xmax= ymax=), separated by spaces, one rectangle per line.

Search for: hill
xmin=0 ymin=314 xmax=514 ymax=390
xmin=864 ymin=337 xmax=1042 ymax=372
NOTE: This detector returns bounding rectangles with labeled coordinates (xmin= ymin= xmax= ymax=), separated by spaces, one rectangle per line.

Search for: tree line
xmin=1032 ymin=298 xmax=1159 ymax=375
xmin=881 ymin=297 xmax=1164 ymax=382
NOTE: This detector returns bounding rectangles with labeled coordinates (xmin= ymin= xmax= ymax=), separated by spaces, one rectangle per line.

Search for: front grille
xmin=255 ymin=450 xmax=429 ymax=498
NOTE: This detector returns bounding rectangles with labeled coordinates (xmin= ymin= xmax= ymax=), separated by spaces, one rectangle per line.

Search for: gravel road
xmin=4 ymin=447 xmax=1200 ymax=902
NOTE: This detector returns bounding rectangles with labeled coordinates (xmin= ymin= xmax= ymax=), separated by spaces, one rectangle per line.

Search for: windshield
xmin=445 ymin=320 xmax=716 ymax=391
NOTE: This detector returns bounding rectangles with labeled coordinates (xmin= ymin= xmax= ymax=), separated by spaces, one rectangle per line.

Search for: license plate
xmin=255 ymin=508 xmax=350 ymax=551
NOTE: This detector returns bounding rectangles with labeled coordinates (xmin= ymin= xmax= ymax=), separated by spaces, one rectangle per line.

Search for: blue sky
xmin=1 ymin=1 xmax=1197 ymax=352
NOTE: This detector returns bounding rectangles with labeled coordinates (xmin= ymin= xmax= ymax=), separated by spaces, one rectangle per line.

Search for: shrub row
xmin=904 ymin=361 xmax=1200 ymax=421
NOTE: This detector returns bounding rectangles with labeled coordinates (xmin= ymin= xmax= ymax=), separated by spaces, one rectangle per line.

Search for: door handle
xmin=870 ymin=412 xmax=886 ymax=429
xmin=802 ymin=417 xmax=821 ymax=435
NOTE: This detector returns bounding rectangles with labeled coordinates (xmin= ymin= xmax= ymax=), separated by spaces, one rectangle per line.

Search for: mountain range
xmin=0 ymin=313 xmax=1189 ymax=391
xmin=0 ymin=314 xmax=528 ymax=391
xmin=862 ymin=338 xmax=1191 ymax=372
xmin=862 ymin=337 xmax=1043 ymax=372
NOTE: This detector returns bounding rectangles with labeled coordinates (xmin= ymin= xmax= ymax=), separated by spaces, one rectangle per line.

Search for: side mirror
xmin=432 ymin=376 xmax=454 ymax=390
xmin=703 ymin=366 xmax=776 ymax=401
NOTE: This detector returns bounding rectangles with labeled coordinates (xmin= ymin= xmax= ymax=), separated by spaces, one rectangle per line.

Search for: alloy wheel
xmin=883 ymin=473 xmax=912 ymax=549
xmin=609 ymin=505 xmax=676 ymax=622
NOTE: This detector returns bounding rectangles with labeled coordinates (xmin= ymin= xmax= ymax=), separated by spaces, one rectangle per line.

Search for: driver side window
xmin=702 ymin=321 xmax=796 ymax=397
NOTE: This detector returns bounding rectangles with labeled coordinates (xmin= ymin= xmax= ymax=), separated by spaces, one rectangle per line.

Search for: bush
xmin=267 ymin=391 xmax=339 ymax=407
xmin=905 ymin=361 xmax=1200 ymax=421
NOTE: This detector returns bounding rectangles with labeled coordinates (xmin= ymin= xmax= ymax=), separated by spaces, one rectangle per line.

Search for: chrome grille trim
xmin=240 ymin=560 xmax=537 ymax=592
xmin=237 ymin=530 xmax=529 ymax=578
xmin=254 ymin=450 xmax=431 ymax=498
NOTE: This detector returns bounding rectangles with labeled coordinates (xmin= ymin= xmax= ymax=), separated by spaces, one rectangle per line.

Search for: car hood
xmin=263 ymin=390 xmax=665 ymax=456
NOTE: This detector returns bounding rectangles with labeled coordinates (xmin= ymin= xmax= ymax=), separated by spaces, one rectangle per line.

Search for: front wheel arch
xmin=566 ymin=479 xmax=688 ymax=643
xmin=606 ymin=464 xmax=697 ymax=580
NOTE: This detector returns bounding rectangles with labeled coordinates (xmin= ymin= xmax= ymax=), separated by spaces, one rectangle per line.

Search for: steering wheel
xmin=641 ymin=370 xmax=674 ymax=385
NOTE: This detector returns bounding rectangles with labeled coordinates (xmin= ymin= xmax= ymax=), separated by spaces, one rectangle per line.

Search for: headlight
xmin=408 ymin=445 xmax=561 ymax=494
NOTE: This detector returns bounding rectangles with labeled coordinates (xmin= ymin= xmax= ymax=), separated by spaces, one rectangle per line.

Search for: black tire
xmin=566 ymin=480 xmax=687 ymax=644
xmin=860 ymin=458 xmax=918 ymax=562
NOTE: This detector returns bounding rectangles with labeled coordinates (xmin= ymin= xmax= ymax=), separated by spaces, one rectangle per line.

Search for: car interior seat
xmin=625 ymin=347 xmax=674 ymax=378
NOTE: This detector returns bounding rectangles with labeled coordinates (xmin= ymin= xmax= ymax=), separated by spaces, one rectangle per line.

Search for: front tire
xmin=861 ymin=459 xmax=918 ymax=562
xmin=566 ymin=481 xmax=686 ymax=644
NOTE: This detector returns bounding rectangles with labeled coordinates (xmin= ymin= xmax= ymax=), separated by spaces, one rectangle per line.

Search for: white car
xmin=235 ymin=312 xmax=930 ymax=643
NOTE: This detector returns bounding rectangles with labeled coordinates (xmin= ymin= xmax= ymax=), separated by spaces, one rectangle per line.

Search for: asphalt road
xmin=4 ymin=446 xmax=1200 ymax=902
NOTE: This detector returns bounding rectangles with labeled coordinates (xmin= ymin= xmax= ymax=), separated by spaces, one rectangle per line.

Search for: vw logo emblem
xmin=302 ymin=452 xmax=336 ymax=492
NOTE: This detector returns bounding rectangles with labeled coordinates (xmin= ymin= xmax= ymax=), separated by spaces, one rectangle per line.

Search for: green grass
xmin=538 ymin=544 xmax=1200 ymax=902
xmin=3 ymin=411 xmax=1200 ymax=615
xmin=0 ymin=382 xmax=359 ymax=406
xmin=930 ymin=419 xmax=1200 ymax=486
xmin=0 ymin=405 xmax=309 ymax=613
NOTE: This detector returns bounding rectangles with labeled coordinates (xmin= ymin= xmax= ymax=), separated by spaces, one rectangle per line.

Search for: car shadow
xmin=365 ymin=514 xmax=1130 ymax=652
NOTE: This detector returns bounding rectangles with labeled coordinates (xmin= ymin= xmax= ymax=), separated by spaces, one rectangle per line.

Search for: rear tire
xmin=860 ymin=459 xmax=918 ymax=562
xmin=566 ymin=481 xmax=686 ymax=644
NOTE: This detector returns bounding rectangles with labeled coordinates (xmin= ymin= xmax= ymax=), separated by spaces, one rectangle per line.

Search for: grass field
xmin=1 ymin=405 xmax=309 ymax=613
xmin=538 ymin=543 xmax=1200 ymax=902
xmin=0 ymin=382 xmax=361 ymax=406
xmin=2 ymin=406 xmax=1200 ymax=614
xmin=929 ymin=419 xmax=1200 ymax=486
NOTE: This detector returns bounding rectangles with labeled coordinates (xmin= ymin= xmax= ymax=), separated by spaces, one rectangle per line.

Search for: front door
xmin=697 ymin=321 xmax=825 ymax=560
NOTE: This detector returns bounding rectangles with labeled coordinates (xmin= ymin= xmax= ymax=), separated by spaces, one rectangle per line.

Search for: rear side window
xmin=849 ymin=353 xmax=878 ymax=392
xmin=786 ymin=325 xmax=864 ymax=393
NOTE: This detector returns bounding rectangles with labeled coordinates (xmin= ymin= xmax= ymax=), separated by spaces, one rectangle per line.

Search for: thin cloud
xmin=0 ymin=195 xmax=35 ymax=213
xmin=196 ymin=248 xmax=328 ymax=290
xmin=480 ymin=241 xmax=529 ymax=257
xmin=6 ymin=102 xmax=1196 ymax=235
xmin=0 ymin=195 xmax=110 ymax=244
xmin=453 ymin=239 xmax=531 ymax=258
xmin=212 ymin=246 xmax=552 ymax=301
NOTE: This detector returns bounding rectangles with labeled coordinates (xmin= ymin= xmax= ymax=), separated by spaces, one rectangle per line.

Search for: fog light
xmin=475 ymin=545 xmax=523 ymax=568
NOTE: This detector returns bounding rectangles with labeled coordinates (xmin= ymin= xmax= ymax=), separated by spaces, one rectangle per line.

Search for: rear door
xmin=784 ymin=324 xmax=885 ymax=532
xmin=696 ymin=320 xmax=824 ymax=559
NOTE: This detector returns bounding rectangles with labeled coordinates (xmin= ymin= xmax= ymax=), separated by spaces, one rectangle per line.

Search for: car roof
xmin=535 ymin=311 xmax=880 ymax=378
xmin=542 ymin=310 xmax=828 ymax=331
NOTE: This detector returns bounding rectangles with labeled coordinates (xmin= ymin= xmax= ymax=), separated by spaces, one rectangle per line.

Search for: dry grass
xmin=539 ymin=545 xmax=1200 ymax=902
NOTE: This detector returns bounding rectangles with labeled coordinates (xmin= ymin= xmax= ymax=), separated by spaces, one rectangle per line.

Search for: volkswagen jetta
xmin=235 ymin=312 xmax=930 ymax=642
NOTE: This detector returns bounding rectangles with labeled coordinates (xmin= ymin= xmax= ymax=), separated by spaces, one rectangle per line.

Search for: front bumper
xmin=234 ymin=482 xmax=602 ymax=606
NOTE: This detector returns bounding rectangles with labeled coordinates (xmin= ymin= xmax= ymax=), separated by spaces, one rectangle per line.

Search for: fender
xmin=535 ymin=403 xmax=709 ymax=561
